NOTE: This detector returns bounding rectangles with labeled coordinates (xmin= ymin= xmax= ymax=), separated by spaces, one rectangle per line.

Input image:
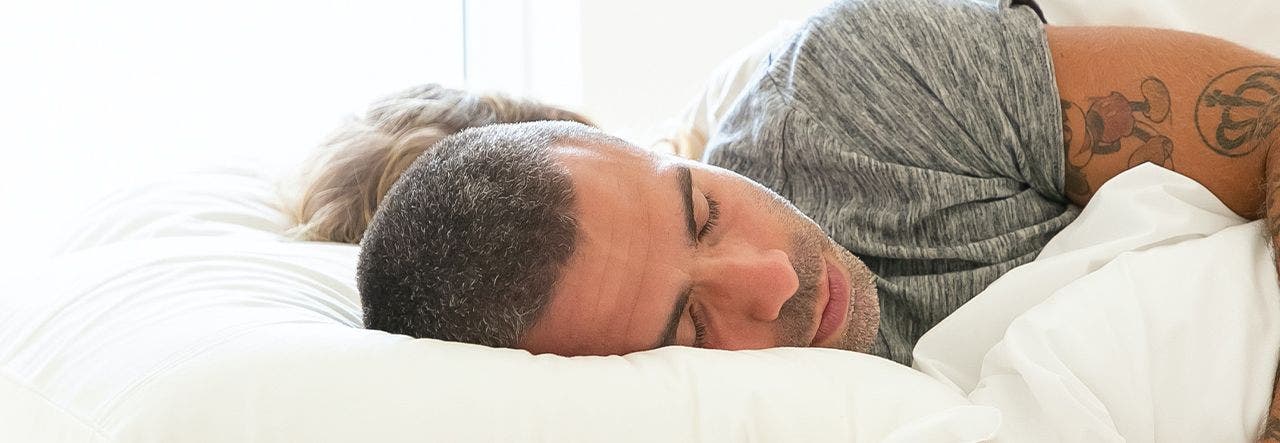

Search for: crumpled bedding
xmin=916 ymin=164 xmax=1280 ymax=441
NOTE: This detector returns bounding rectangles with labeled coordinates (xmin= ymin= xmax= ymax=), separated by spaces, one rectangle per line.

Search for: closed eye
xmin=688 ymin=192 xmax=719 ymax=348
xmin=697 ymin=194 xmax=720 ymax=241
xmin=690 ymin=304 xmax=708 ymax=347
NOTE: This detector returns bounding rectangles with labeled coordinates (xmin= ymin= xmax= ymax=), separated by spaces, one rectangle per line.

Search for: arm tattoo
xmin=1061 ymin=77 xmax=1175 ymax=198
xmin=1194 ymin=66 xmax=1280 ymax=158
xmin=1198 ymin=66 xmax=1280 ymax=231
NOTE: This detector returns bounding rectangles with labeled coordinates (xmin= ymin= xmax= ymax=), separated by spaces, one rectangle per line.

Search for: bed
xmin=4 ymin=1 xmax=1280 ymax=441
xmin=3 ymin=161 xmax=1276 ymax=441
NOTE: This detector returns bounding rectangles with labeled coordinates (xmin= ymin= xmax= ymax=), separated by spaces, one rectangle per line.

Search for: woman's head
xmin=285 ymin=84 xmax=593 ymax=244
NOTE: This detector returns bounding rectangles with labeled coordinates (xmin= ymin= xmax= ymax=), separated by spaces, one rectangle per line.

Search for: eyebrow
xmin=658 ymin=285 xmax=693 ymax=347
xmin=658 ymin=166 xmax=698 ymax=347
xmin=677 ymin=166 xmax=697 ymax=246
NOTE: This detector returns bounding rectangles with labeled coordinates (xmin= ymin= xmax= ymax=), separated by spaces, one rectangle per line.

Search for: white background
xmin=0 ymin=0 xmax=830 ymax=279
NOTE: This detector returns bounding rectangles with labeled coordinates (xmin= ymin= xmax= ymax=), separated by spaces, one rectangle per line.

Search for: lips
xmin=810 ymin=258 xmax=850 ymax=346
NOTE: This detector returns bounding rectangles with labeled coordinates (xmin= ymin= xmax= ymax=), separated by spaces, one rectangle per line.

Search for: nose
xmin=695 ymin=248 xmax=799 ymax=322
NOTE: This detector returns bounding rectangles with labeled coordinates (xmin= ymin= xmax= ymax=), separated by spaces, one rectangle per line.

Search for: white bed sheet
xmin=916 ymin=164 xmax=1280 ymax=441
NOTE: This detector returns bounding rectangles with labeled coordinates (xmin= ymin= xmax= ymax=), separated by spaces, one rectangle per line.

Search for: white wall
xmin=466 ymin=0 xmax=830 ymax=144
xmin=577 ymin=0 xmax=830 ymax=144
xmin=0 ymin=0 xmax=466 ymax=277
xmin=465 ymin=0 xmax=583 ymax=106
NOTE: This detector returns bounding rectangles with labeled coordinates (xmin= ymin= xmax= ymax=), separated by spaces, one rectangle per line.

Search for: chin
xmin=832 ymin=246 xmax=880 ymax=353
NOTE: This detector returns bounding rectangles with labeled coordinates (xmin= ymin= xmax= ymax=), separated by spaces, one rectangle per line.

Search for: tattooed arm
xmin=1046 ymin=26 xmax=1278 ymax=215
xmin=1045 ymin=26 xmax=1280 ymax=441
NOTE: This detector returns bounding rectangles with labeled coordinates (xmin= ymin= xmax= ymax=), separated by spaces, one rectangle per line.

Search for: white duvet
xmin=0 ymin=164 xmax=1276 ymax=442
xmin=916 ymin=164 xmax=1280 ymax=441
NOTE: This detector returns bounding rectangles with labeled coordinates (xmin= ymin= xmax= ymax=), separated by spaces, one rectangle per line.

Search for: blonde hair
xmin=284 ymin=84 xmax=594 ymax=244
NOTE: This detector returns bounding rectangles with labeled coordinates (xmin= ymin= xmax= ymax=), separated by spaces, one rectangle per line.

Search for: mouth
xmin=810 ymin=257 xmax=850 ymax=346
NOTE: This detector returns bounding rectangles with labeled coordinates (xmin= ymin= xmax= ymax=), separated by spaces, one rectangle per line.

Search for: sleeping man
xmin=288 ymin=0 xmax=1280 ymax=433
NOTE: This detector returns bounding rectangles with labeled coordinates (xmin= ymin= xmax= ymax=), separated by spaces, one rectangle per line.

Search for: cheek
xmin=756 ymin=191 xmax=820 ymax=237
xmin=732 ymin=174 xmax=816 ymax=225
xmin=706 ymin=169 xmax=821 ymax=240
xmin=724 ymin=197 xmax=814 ymax=250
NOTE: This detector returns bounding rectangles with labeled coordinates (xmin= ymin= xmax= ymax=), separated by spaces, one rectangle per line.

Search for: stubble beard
xmin=760 ymin=189 xmax=880 ymax=352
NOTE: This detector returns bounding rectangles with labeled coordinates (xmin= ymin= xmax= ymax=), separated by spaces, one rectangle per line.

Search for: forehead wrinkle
xmin=564 ymin=167 xmax=618 ymax=351
xmin=620 ymin=185 xmax=663 ymax=346
xmin=568 ymin=217 xmax=608 ymax=350
xmin=556 ymin=145 xmax=670 ymax=354
xmin=591 ymin=171 xmax=645 ymax=349
xmin=593 ymin=187 xmax=622 ymax=323
xmin=611 ymin=176 xmax=638 ymax=341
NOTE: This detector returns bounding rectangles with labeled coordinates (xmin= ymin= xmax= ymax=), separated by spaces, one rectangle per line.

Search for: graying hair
xmin=357 ymin=120 xmax=601 ymax=348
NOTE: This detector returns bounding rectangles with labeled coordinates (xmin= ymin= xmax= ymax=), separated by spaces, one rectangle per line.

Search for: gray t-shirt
xmin=704 ymin=0 xmax=1079 ymax=364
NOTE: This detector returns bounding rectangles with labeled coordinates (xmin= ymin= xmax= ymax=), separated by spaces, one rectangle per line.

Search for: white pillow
xmin=0 ymin=166 xmax=997 ymax=442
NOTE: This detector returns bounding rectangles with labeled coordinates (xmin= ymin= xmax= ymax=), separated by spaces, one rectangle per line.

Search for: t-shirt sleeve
xmin=1010 ymin=0 xmax=1047 ymax=23
xmin=720 ymin=0 xmax=1064 ymax=201
xmin=776 ymin=0 xmax=1065 ymax=200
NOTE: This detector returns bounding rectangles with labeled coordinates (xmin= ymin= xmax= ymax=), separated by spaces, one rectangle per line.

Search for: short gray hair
xmin=357 ymin=121 xmax=597 ymax=348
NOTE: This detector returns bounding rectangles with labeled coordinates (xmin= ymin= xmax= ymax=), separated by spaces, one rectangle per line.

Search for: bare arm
xmin=1047 ymin=26 xmax=1278 ymax=216
xmin=1046 ymin=26 xmax=1280 ymax=440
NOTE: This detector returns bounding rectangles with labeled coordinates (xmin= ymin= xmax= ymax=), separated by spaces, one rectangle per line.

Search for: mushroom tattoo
xmin=1062 ymin=77 xmax=1175 ymax=196
xmin=1082 ymin=78 xmax=1173 ymax=160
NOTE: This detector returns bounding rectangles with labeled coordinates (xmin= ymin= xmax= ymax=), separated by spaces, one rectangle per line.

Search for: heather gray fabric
xmin=704 ymin=0 xmax=1079 ymax=364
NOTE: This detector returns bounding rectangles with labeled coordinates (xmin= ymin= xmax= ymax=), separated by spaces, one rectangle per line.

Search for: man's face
xmin=518 ymin=138 xmax=879 ymax=356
